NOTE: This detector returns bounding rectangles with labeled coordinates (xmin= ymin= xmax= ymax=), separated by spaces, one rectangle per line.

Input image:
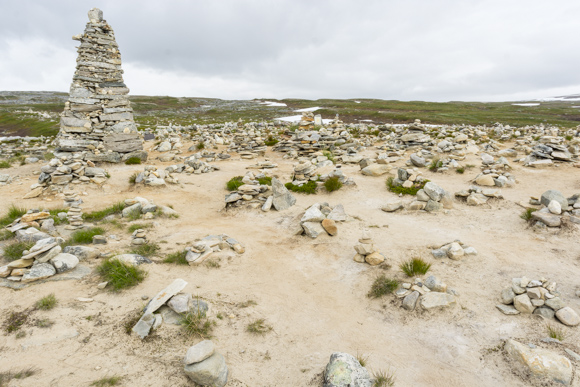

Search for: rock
xmin=327 ymin=204 xmax=347 ymax=221
xmin=364 ymin=252 xmax=384 ymax=266
xmin=403 ymin=291 xmax=420 ymax=310
xmin=353 ymin=254 xmax=365 ymax=263
xmin=504 ymin=339 xmax=572 ymax=385
xmin=545 ymin=297 xmax=566 ymax=311
xmin=50 ymin=253 xmax=79 ymax=273
xmin=321 ymin=219 xmax=338 ymax=236
xmin=555 ymin=307 xmax=580 ymax=326
xmin=21 ymin=263 xmax=56 ymax=283
xmin=420 ymin=292 xmax=456 ymax=310
xmin=533 ymin=307 xmax=555 ymax=319
xmin=431 ymin=249 xmax=447 ymax=259
xmin=513 ymin=294 xmax=535 ymax=313
xmin=408 ymin=201 xmax=426 ymax=210
xmin=115 ymin=254 xmax=151 ymax=266
xmin=323 ymin=352 xmax=371 ymax=387
xmin=475 ymin=174 xmax=495 ymax=186
xmin=381 ymin=201 xmax=403 ymax=212
xmin=512 ymin=278 xmax=526 ymax=294
xmin=354 ymin=243 xmax=375 ymax=255
xmin=301 ymin=206 xmax=325 ymax=223
xmin=446 ymin=242 xmax=464 ymax=260
xmin=271 ymin=177 xmax=296 ymax=211
xmin=92 ymin=235 xmax=107 ymax=244
xmin=36 ymin=245 xmax=62 ymax=264
xmin=168 ymin=293 xmax=192 ymax=314
xmin=184 ymin=340 xmax=215 ymax=365
xmin=0 ymin=265 xmax=11 ymax=277
xmin=158 ymin=205 xmax=178 ymax=217
xmin=467 ymin=193 xmax=488 ymax=206
xmin=132 ymin=312 xmax=155 ymax=339
xmin=184 ymin=352 xmax=228 ymax=387
xmin=424 ymin=200 xmax=442 ymax=212
xmin=7 ymin=258 xmax=35 ymax=268
xmin=424 ymin=276 xmax=447 ymax=292
xmin=540 ymin=190 xmax=569 ymax=211
xmin=500 ymin=287 xmax=516 ymax=304
xmin=548 ymin=200 xmax=562 ymax=215
xmin=143 ymin=279 xmax=188 ymax=315
xmin=423 ymin=182 xmax=445 ymax=202
xmin=531 ymin=211 xmax=562 ymax=227
xmin=24 ymin=186 xmax=44 ymax=199
xmin=302 ymin=221 xmax=325 ymax=238
xmin=496 ymin=304 xmax=520 ymax=315
xmin=122 ymin=203 xmax=142 ymax=218
xmin=261 ymin=196 xmax=273 ymax=211
xmin=63 ymin=246 xmax=99 ymax=260
xmin=410 ymin=153 xmax=427 ymax=167
xmin=361 ymin=164 xmax=390 ymax=176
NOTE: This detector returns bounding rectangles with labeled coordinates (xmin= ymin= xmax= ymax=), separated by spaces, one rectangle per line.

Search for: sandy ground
xmin=1 ymin=140 xmax=580 ymax=387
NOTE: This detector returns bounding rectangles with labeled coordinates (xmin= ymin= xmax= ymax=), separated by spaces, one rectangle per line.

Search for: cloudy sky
xmin=1 ymin=0 xmax=579 ymax=101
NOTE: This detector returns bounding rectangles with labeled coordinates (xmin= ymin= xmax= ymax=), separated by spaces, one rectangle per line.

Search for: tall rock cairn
xmin=55 ymin=8 xmax=145 ymax=163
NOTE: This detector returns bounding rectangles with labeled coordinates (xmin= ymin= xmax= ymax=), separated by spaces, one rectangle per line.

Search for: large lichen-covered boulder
xmin=323 ymin=352 xmax=371 ymax=387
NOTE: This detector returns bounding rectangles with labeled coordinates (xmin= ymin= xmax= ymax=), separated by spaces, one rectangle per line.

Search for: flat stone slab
xmin=0 ymin=264 xmax=91 ymax=290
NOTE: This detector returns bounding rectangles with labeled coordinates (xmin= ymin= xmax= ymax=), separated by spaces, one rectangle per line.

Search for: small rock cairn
xmin=353 ymin=231 xmax=385 ymax=265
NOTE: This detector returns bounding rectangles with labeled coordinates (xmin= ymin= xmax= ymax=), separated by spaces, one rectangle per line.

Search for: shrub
xmin=264 ymin=135 xmax=278 ymax=146
xmin=3 ymin=241 xmax=34 ymax=261
xmin=400 ymin=257 xmax=431 ymax=277
xmin=180 ymin=309 xmax=215 ymax=338
xmin=373 ymin=369 xmax=396 ymax=387
xmin=0 ymin=204 xmax=27 ymax=227
xmin=368 ymin=275 xmax=399 ymax=298
xmin=247 ymin=318 xmax=272 ymax=335
xmin=520 ymin=208 xmax=537 ymax=223
xmin=257 ymin=176 xmax=272 ymax=186
xmin=0 ymin=160 xmax=11 ymax=169
xmin=547 ymin=324 xmax=565 ymax=341
xmin=130 ymin=242 xmax=160 ymax=257
xmin=91 ymin=376 xmax=123 ymax=386
xmin=83 ymin=202 xmax=125 ymax=222
xmin=386 ymin=177 xmax=428 ymax=196
xmin=124 ymin=157 xmax=141 ymax=165
xmin=35 ymin=294 xmax=57 ymax=310
xmin=324 ymin=176 xmax=342 ymax=192
xmin=455 ymin=167 xmax=465 ymax=174
xmin=96 ymin=258 xmax=147 ymax=292
xmin=163 ymin=250 xmax=188 ymax=265
xmin=226 ymin=176 xmax=244 ymax=191
xmin=68 ymin=227 xmax=105 ymax=244
xmin=285 ymin=180 xmax=317 ymax=194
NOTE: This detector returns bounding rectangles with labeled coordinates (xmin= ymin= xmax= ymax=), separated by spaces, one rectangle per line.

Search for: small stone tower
xmin=55 ymin=8 xmax=145 ymax=163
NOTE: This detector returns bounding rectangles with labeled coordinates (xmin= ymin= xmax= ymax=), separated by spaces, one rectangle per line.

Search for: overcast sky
xmin=1 ymin=0 xmax=579 ymax=102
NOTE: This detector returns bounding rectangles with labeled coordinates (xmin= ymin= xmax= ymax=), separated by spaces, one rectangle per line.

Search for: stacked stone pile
xmin=226 ymin=177 xmax=295 ymax=211
xmin=66 ymin=205 xmax=84 ymax=230
xmin=352 ymin=231 xmax=386 ymax=265
xmin=183 ymin=154 xmax=221 ymax=174
xmin=430 ymin=240 xmax=477 ymax=260
xmin=496 ymin=276 xmax=580 ymax=327
xmin=227 ymin=124 xmax=267 ymax=156
xmin=120 ymin=196 xmax=178 ymax=220
xmin=528 ymin=190 xmax=580 ymax=227
xmin=131 ymin=229 xmax=147 ymax=246
xmin=0 ymin=174 xmax=13 ymax=186
xmin=299 ymin=203 xmax=347 ymax=239
xmin=184 ymin=340 xmax=228 ymax=387
xmin=523 ymin=137 xmax=574 ymax=167
xmin=398 ymin=119 xmax=432 ymax=146
xmin=455 ymin=186 xmax=503 ymax=206
xmin=0 ymin=136 xmax=52 ymax=160
xmin=409 ymin=181 xmax=451 ymax=212
xmin=292 ymin=159 xmax=318 ymax=183
xmin=184 ymin=234 xmax=245 ymax=265
xmin=391 ymin=167 xmax=425 ymax=189
xmin=473 ymin=169 xmax=516 ymax=188
xmin=271 ymin=125 xmax=355 ymax=159
xmin=133 ymin=166 xmax=177 ymax=186
xmin=318 ymin=165 xmax=356 ymax=186
xmin=360 ymin=157 xmax=392 ymax=176
xmin=299 ymin=112 xmax=315 ymax=130
xmin=54 ymin=8 xmax=144 ymax=163
xmin=0 ymin=236 xmax=84 ymax=283
xmin=395 ymin=275 xmax=458 ymax=311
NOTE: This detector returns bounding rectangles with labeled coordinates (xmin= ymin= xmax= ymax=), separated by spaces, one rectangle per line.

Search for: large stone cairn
xmin=496 ymin=276 xmax=580 ymax=327
xmin=55 ymin=8 xmax=144 ymax=163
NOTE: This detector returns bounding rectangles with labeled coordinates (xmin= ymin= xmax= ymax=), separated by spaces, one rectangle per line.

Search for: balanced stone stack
xmin=55 ymin=8 xmax=144 ymax=163
xmin=396 ymin=275 xmax=458 ymax=311
xmin=473 ymin=169 xmax=516 ymax=188
xmin=528 ymin=189 xmax=580 ymax=227
xmin=133 ymin=165 xmax=178 ymax=186
xmin=131 ymin=229 xmax=147 ymax=245
xmin=352 ymin=231 xmax=385 ymax=265
xmin=299 ymin=112 xmax=315 ymax=130
xmin=455 ymin=185 xmax=503 ymax=206
xmin=63 ymin=190 xmax=83 ymax=207
xmin=184 ymin=340 xmax=228 ymax=387
xmin=66 ymin=205 xmax=84 ymax=230
xmin=292 ymin=159 xmax=318 ymax=183
xmin=37 ymin=156 xmax=108 ymax=191
xmin=299 ymin=203 xmax=346 ymax=239
xmin=496 ymin=276 xmax=580 ymax=327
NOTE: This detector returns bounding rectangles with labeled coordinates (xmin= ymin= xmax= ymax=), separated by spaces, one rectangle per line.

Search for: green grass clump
xmin=124 ymin=157 xmax=141 ymax=165
xmin=356 ymin=352 xmax=369 ymax=367
xmin=180 ymin=309 xmax=215 ymax=339
xmin=205 ymin=259 xmax=221 ymax=268
xmin=520 ymin=208 xmax=537 ymax=222
xmin=3 ymin=310 xmax=29 ymax=333
xmin=48 ymin=208 xmax=68 ymax=225
xmin=257 ymin=176 xmax=272 ymax=186
xmin=386 ymin=177 xmax=428 ymax=196
xmin=196 ymin=142 xmax=205 ymax=150
xmin=127 ymin=223 xmax=153 ymax=233
xmin=428 ymin=158 xmax=443 ymax=172
xmin=0 ymin=160 xmax=11 ymax=169
xmin=163 ymin=250 xmax=188 ymax=265
xmin=565 ymin=135 xmax=573 ymax=141
xmin=68 ymin=227 xmax=105 ymax=244
xmin=455 ymin=167 xmax=465 ymax=174
xmin=3 ymin=240 xmax=34 ymax=261
xmin=324 ymin=176 xmax=343 ymax=192
xmin=129 ymin=172 xmax=138 ymax=185
xmin=35 ymin=294 xmax=57 ymax=310
xmin=0 ymin=367 xmax=38 ymax=385
xmin=547 ymin=324 xmax=565 ymax=341
xmin=0 ymin=229 xmax=13 ymax=241
xmin=368 ymin=275 xmax=399 ymax=298
xmin=400 ymin=257 xmax=431 ymax=277
xmin=323 ymin=150 xmax=335 ymax=163
xmin=130 ymin=242 xmax=160 ymax=257
xmin=247 ymin=318 xmax=272 ymax=335
xmin=373 ymin=369 xmax=396 ymax=387
xmin=83 ymin=202 xmax=126 ymax=222
xmin=226 ymin=176 xmax=244 ymax=191
xmin=0 ymin=204 xmax=27 ymax=227
xmin=264 ymin=135 xmax=278 ymax=146
xmin=96 ymin=258 xmax=147 ymax=292
xmin=285 ymin=180 xmax=317 ymax=194
xmin=90 ymin=376 xmax=123 ymax=386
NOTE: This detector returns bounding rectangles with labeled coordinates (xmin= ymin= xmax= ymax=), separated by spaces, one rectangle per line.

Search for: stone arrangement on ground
xmin=396 ymin=275 xmax=458 ymax=311
xmin=299 ymin=202 xmax=347 ymax=239
xmin=496 ymin=276 xmax=580 ymax=326
xmin=527 ymin=189 xmax=580 ymax=228
xmin=55 ymin=8 xmax=144 ymax=163
xmin=183 ymin=234 xmax=244 ymax=265
xmin=183 ymin=340 xmax=228 ymax=387
xmin=430 ymin=240 xmax=477 ymax=260
xmin=352 ymin=230 xmax=386 ymax=265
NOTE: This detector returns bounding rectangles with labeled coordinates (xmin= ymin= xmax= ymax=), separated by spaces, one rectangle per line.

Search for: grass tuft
xmin=180 ymin=309 xmax=215 ymax=339
xmin=226 ymin=176 xmax=244 ymax=191
xmin=368 ymin=275 xmax=399 ymax=298
xmin=0 ymin=229 xmax=14 ymax=241
xmin=455 ymin=167 xmax=465 ymax=174
xmin=373 ymin=369 xmax=396 ymax=387
xmin=400 ymin=257 xmax=431 ymax=277
xmin=128 ymin=172 xmax=138 ymax=185
xmin=257 ymin=176 xmax=272 ymax=186
xmin=205 ymin=259 xmax=221 ymax=268
xmin=356 ymin=352 xmax=369 ymax=367
xmin=96 ymin=258 xmax=147 ymax=292
xmin=68 ymin=227 xmax=105 ymax=245
xmin=127 ymin=223 xmax=153 ymax=233
xmin=35 ymin=293 xmax=57 ymax=310
xmin=163 ymin=250 xmax=188 ymax=265
xmin=285 ymin=180 xmax=317 ymax=194
xmin=239 ymin=299 xmax=257 ymax=308
xmin=83 ymin=202 xmax=126 ymax=222
xmin=130 ymin=242 xmax=160 ymax=257
xmin=386 ymin=177 xmax=429 ymax=196
xmin=0 ymin=367 xmax=38 ymax=385
xmin=3 ymin=310 xmax=29 ymax=333
xmin=3 ymin=240 xmax=34 ymax=261
xmin=196 ymin=142 xmax=205 ymax=150
xmin=90 ymin=376 xmax=123 ymax=386
xmin=264 ymin=135 xmax=278 ymax=146
xmin=323 ymin=150 xmax=335 ymax=164
xmin=324 ymin=176 xmax=343 ymax=192
xmin=520 ymin=208 xmax=537 ymax=223
xmin=547 ymin=324 xmax=565 ymax=341
xmin=0 ymin=204 xmax=27 ymax=227
xmin=124 ymin=157 xmax=141 ymax=165
xmin=428 ymin=158 xmax=443 ymax=172
xmin=0 ymin=160 xmax=11 ymax=169
xmin=247 ymin=318 xmax=272 ymax=335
